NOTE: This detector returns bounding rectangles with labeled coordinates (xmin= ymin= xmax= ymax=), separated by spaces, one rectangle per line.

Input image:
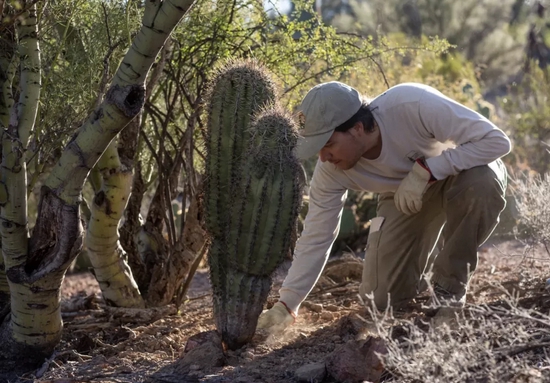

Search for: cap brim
xmin=294 ymin=130 xmax=333 ymax=160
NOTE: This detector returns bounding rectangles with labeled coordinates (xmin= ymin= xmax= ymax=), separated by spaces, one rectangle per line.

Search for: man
xmin=257 ymin=81 xmax=511 ymax=332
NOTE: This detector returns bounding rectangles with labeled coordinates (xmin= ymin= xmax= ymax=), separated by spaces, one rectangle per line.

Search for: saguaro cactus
xmin=204 ymin=60 xmax=277 ymax=238
xmin=204 ymin=60 xmax=302 ymax=349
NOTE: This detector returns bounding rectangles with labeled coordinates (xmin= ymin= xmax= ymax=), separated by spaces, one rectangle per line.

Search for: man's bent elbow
xmin=500 ymin=135 xmax=512 ymax=157
xmin=491 ymin=131 xmax=512 ymax=158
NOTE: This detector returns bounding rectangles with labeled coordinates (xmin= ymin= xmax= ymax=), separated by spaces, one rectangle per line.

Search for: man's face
xmin=319 ymin=131 xmax=363 ymax=170
xmin=318 ymin=122 xmax=380 ymax=170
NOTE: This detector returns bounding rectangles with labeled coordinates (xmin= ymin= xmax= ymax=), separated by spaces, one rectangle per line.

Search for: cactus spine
xmin=204 ymin=60 xmax=302 ymax=349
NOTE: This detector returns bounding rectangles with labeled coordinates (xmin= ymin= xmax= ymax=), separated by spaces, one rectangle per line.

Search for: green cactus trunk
xmin=205 ymin=60 xmax=302 ymax=349
xmin=204 ymin=60 xmax=277 ymax=238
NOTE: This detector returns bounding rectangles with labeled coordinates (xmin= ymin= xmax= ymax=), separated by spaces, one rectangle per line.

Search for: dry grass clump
xmin=365 ymin=172 xmax=550 ymax=382
xmin=513 ymin=173 xmax=550 ymax=248
xmin=365 ymin=299 xmax=550 ymax=382
xmin=367 ymin=169 xmax=550 ymax=382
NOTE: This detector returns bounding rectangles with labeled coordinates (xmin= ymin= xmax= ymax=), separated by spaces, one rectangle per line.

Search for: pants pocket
xmin=362 ymin=229 xmax=383 ymax=294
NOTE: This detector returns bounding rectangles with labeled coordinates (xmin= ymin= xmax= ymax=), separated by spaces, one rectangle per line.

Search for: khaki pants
xmin=358 ymin=160 xmax=507 ymax=310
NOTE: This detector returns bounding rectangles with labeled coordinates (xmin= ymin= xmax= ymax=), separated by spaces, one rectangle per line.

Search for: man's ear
xmin=352 ymin=121 xmax=364 ymax=135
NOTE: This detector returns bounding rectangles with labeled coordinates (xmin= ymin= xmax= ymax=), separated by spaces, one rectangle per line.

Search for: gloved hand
xmin=256 ymin=301 xmax=295 ymax=332
xmin=394 ymin=159 xmax=435 ymax=215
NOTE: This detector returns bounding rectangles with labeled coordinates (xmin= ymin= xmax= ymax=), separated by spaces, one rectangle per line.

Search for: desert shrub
xmin=512 ymin=172 xmax=550 ymax=248
xmin=499 ymin=65 xmax=550 ymax=175
xmin=362 ymin=299 xmax=550 ymax=382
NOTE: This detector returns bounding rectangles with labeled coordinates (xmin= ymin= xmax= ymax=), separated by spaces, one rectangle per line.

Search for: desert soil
xmin=9 ymin=237 xmax=550 ymax=383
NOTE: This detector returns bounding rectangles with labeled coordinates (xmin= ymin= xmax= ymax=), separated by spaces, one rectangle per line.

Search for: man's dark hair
xmin=334 ymin=101 xmax=375 ymax=133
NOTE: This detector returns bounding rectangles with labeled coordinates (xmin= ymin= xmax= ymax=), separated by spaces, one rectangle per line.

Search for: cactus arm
xmin=204 ymin=61 xmax=277 ymax=237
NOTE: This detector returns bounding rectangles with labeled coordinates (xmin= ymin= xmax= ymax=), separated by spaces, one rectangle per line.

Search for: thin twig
xmin=496 ymin=341 xmax=550 ymax=359
xmin=176 ymin=243 xmax=208 ymax=307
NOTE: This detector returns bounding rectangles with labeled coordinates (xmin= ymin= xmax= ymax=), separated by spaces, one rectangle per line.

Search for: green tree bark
xmin=86 ymin=42 xmax=166 ymax=308
xmin=0 ymin=3 xmax=50 ymax=368
xmin=0 ymin=0 xmax=195 ymax=372
xmin=0 ymin=21 xmax=16 ymax=308
xmin=85 ymin=140 xmax=145 ymax=308
xmin=88 ymin=37 xmax=207 ymax=308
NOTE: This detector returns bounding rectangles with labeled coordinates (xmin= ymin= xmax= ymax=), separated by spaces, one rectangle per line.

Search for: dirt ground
xmin=11 ymin=237 xmax=550 ymax=383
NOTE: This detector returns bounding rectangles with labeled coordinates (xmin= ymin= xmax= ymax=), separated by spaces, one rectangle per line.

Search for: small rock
xmin=321 ymin=312 xmax=334 ymax=321
xmin=325 ymin=336 xmax=387 ymax=383
xmin=295 ymin=362 xmax=327 ymax=383
xmin=325 ymin=304 xmax=339 ymax=312
xmin=241 ymin=351 xmax=254 ymax=360
xmin=331 ymin=335 xmax=341 ymax=342
xmin=183 ymin=331 xmax=216 ymax=354
xmin=343 ymin=299 xmax=352 ymax=307
xmin=254 ymin=345 xmax=270 ymax=354
xmin=309 ymin=303 xmax=323 ymax=313
xmin=337 ymin=314 xmax=370 ymax=341
xmin=176 ymin=331 xmax=225 ymax=373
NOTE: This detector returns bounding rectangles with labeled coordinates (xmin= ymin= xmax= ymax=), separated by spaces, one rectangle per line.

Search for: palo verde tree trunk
xmin=0 ymin=18 xmax=17 ymax=309
xmin=85 ymin=140 xmax=145 ymax=308
xmin=87 ymin=39 xmax=207 ymax=308
xmin=0 ymin=0 xmax=195 ymax=373
xmin=81 ymin=42 xmax=166 ymax=310
xmin=0 ymin=5 xmax=43 ymax=369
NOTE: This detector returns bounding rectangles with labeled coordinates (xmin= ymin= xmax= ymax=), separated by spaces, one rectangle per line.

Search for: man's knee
xmin=449 ymin=167 xmax=506 ymax=213
xmin=455 ymin=165 xmax=506 ymax=198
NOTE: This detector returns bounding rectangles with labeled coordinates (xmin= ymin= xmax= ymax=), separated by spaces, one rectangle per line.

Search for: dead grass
xmin=364 ymin=289 xmax=550 ymax=382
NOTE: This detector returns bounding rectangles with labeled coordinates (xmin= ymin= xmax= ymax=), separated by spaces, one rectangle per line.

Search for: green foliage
xmin=330 ymin=0 xmax=527 ymax=89
xmin=140 ymin=0 xmax=450 ymax=215
xmin=39 ymin=1 xmax=139 ymax=117
xmin=499 ymin=65 xmax=550 ymax=174
xmin=29 ymin=0 xmax=142 ymax=192
xmin=17 ymin=0 xmax=456 ymax=284
xmin=204 ymin=60 xmax=302 ymax=349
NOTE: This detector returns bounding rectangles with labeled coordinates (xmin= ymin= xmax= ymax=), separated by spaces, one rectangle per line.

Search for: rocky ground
xmin=9 ymin=237 xmax=550 ymax=383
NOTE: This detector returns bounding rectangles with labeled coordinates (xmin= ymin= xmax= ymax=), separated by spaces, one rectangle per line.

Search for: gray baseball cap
xmin=295 ymin=81 xmax=362 ymax=160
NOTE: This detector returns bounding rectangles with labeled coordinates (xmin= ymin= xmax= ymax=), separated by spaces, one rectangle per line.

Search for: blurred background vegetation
xmin=13 ymin=0 xmax=550 ymax=266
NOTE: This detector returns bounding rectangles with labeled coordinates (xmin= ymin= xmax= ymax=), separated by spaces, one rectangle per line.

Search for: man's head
xmin=295 ymin=82 xmax=379 ymax=170
xmin=295 ymin=82 xmax=362 ymax=160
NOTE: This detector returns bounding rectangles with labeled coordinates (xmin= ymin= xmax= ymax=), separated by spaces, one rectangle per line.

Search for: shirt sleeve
xmin=418 ymin=87 xmax=512 ymax=180
xmin=279 ymin=160 xmax=347 ymax=313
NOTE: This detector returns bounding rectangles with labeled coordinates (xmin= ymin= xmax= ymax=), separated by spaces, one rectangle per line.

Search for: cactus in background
xmin=204 ymin=60 xmax=302 ymax=349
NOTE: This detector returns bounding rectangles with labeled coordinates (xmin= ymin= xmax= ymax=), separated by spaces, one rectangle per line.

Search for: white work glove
xmin=256 ymin=301 xmax=295 ymax=332
xmin=394 ymin=160 xmax=436 ymax=215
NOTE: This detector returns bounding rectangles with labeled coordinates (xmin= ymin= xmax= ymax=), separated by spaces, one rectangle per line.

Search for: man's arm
xmin=418 ymin=87 xmax=512 ymax=180
xmin=279 ymin=161 xmax=348 ymax=314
